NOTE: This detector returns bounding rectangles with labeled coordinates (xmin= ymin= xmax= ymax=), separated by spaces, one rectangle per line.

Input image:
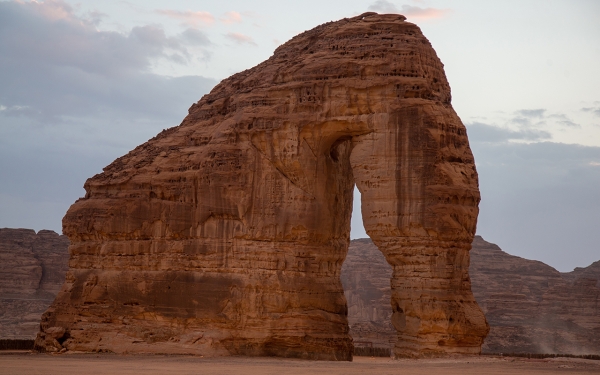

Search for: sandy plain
xmin=1 ymin=353 xmax=600 ymax=375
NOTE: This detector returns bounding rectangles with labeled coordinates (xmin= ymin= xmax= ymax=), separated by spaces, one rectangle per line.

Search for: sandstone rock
xmin=470 ymin=236 xmax=600 ymax=354
xmin=0 ymin=228 xmax=69 ymax=339
xmin=33 ymin=230 xmax=73 ymax=296
xmin=37 ymin=12 xmax=487 ymax=359
xmin=562 ymin=261 xmax=600 ymax=286
xmin=0 ymin=229 xmax=41 ymax=296
xmin=341 ymin=238 xmax=395 ymax=349
xmin=341 ymin=236 xmax=600 ymax=355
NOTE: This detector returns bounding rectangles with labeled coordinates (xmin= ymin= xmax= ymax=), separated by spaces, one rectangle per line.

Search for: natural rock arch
xmin=36 ymin=13 xmax=489 ymax=359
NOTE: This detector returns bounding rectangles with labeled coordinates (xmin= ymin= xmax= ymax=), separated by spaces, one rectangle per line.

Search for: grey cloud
xmin=510 ymin=117 xmax=535 ymax=126
xmin=86 ymin=10 xmax=108 ymax=26
xmin=181 ymin=28 xmax=212 ymax=46
xmin=582 ymin=107 xmax=600 ymax=116
xmin=0 ymin=0 xmax=215 ymax=122
xmin=546 ymin=113 xmax=580 ymax=128
xmin=508 ymin=109 xmax=546 ymax=127
xmin=0 ymin=1 xmax=217 ymax=234
xmin=471 ymin=108 xmax=581 ymax=136
xmin=466 ymin=122 xmax=551 ymax=143
xmin=464 ymin=123 xmax=600 ymax=272
xmin=472 ymin=141 xmax=600 ymax=271
xmin=0 ymin=1 xmax=211 ymax=76
xmin=516 ymin=108 xmax=546 ymax=118
xmin=368 ymin=0 xmax=399 ymax=13
xmin=559 ymin=120 xmax=580 ymax=127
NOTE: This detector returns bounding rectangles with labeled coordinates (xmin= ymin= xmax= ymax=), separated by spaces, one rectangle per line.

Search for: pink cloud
xmin=221 ymin=11 xmax=242 ymax=24
xmin=400 ymin=5 xmax=451 ymax=20
xmin=156 ymin=9 xmax=215 ymax=27
xmin=225 ymin=32 xmax=256 ymax=46
xmin=368 ymin=1 xmax=450 ymax=21
xmin=20 ymin=0 xmax=72 ymax=21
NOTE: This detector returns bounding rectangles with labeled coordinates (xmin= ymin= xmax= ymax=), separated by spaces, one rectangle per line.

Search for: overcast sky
xmin=1 ymin=0 xmax=599 ymax=272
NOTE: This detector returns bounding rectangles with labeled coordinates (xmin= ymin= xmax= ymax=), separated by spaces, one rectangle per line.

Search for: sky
xmin=0 ymin=0 xmax=599 ymax=272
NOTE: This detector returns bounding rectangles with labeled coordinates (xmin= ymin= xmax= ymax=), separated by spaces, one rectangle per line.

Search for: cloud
xmin=467 ymin=122 xmax=551 ymax=143
xmin=467 ymin=107 xmax=587 ymax=145
xmin=0 ymin=0 xmax=214 ymax=121
xmin=368 ymin=1 xmax=450 ymax=20
xmin=225 ymin=32 xmax=257 ymax=46
xmin=516 ymin=109 xmax=546 ymax=118
xmin=221 ymin=11 xmax=242 ymax=24
xmin=510 ymin=116 xmax=536 ymax=126
xmin=86 ymin=9 xmax=107 ymax=26
xmin=368 ymin=0 xmax=399 ymax=13
xmin=0 ymin=0 xmax=217 ymax=233
xmin=582 ymin=106 xmax=600 ymax=117
xmin=548 ymin=114 xmax=580 ymax=128
xmin=472 ymin=141 xmax=600 ymax=271
xmin=180 ymin=28 xmax=212 ymax=46
xmin=155 ymin=9 xmax=215 ymax=27
xmin=400 ymin=5 xmax=451 ymax=19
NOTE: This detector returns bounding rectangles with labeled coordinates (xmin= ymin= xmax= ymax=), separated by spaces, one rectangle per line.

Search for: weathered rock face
xmin=341 ymin=238 xmax=396 ymax=348
xmin=470 ymin=236 xmax=600 ymax=354
xmin=0 ymin=228 xmax=69 ymax=339
xmin=36 ymin=12 xmax=487 ymax=358
xmin=341 ymin=237 xmax=600 ymax=355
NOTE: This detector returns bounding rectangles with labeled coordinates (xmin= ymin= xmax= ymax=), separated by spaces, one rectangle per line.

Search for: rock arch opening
xmin=341 ymin=204 xmax=396 ymax=354
xmin=36 ymin=12 xmax=489 ymax=360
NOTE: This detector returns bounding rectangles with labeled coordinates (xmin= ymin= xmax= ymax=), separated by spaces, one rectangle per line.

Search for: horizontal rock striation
xmin=341 ymin=238 xmax=396 ymax=349
xmin=470 ymin=236 xmax=600 ymax=354
xmin=36 ymin=12 xmax=487 ymax=358
xmin=0 ymin=228 xmax=69 ymax=339
xmin=341 ymin=237 xmax=600 ymax=355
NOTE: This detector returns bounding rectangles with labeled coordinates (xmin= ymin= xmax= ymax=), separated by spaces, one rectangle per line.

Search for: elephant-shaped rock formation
xmin=36 ymin=12 xmax=489 ymax=359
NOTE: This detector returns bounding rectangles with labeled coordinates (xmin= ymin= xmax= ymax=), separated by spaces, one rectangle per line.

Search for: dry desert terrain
xmin=1 ymin=353 xmax=600 ymax=375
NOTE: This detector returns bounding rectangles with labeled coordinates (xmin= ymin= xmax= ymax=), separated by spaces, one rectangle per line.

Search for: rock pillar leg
xmin=381 ymin=239 xmax=488 ymax=356
xmin=350 ymin=107 xmax=489 ymax=357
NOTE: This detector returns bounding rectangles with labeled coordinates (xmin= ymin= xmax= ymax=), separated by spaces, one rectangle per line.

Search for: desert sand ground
xmin=1 ymin=353 xmax=600 ymax=375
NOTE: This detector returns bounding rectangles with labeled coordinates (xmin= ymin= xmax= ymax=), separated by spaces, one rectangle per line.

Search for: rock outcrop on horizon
xmin=470 ymin=236 xmax=600 ymax=354
xmin=341 ymin=238 xmax=395 ymax=348
xmin=0 ymin=228 xmax=69 ymax=339
xmin=341 ymin=236 xmax=600 ymax=355
xmin=36 ymin=12 xmax=488 ymax=359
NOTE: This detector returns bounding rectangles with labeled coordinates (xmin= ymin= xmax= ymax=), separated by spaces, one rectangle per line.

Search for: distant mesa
xmin=0 ymin=228 xmax=69 ymax=340
xmin=34 ymin=12 xmax=487 ymax=359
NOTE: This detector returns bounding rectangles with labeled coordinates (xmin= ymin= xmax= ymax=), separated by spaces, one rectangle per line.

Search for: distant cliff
xmin=342 ymin=236 xmax=600 ymax=354
xmin=340 ymin=238 xmax=394 ymax=348
xmin=0 ymin=228 xmax=69 ymax=339
xmin=470 ymin=236 xmax=600 ymax=354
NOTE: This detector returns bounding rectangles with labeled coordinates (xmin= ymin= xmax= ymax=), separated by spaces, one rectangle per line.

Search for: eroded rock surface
xmin=341 ymin=238 xmax=395 ymax=349
xmin=470 ymin=236 xmax=600 ymax=354
xmin=36 ymin=12 xmax=487 ymax=358
xmin=0 ymin=228 xmax=69 ymax=339
xmin=341 ymin=237 xmax=600 ymax=355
